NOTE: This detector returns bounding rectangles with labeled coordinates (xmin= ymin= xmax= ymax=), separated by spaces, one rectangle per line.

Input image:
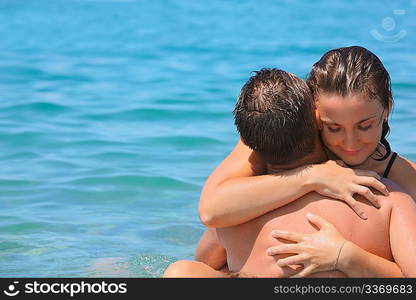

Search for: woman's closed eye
xmin=326 ymin=123 xmax=373 ymax=132
xmin=327 ymin=126 xmax=341 ymax=133
xmin=358 ymin=124 xmax=372 ymax=131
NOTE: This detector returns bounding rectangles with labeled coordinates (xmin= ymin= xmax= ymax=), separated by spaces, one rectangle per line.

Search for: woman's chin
xmin=330 ymin=151 xmax=368 ymax=167
xmin=336 ymin=155 xmax=369 ymax=167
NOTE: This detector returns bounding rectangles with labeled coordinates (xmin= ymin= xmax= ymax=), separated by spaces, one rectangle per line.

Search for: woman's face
xmin=316 ymin=92 xmax=387 ymax=167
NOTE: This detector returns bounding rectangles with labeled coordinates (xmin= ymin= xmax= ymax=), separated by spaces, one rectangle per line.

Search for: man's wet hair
xmin=234 ymin=68 xmax=317 ymax=165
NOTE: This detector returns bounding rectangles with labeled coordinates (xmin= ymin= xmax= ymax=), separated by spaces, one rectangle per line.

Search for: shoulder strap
xmin=383 ymin=152 xmax=398 ymax=178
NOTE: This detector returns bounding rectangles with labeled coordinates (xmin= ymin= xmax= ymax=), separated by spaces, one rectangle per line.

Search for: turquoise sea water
xmin=0 ymin=0 xmax=415 ymax=277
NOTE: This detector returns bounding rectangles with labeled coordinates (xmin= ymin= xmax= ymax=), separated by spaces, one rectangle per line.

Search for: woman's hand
xmin=308 ymin=160 xmax=389 ymax=219
xmin=267 ymin=213 xmax=348 ymax=277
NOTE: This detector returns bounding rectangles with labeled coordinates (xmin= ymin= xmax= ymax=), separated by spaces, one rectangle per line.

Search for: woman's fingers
xmin=354 ymin=170 xmax=389 ymax=194
xmin=290 ymin=264 xmax=318 ymax=278
xmin=343 ymin=196 xmax=368 ymax=220
xmin=267 ymin=243 xmax=301 ymax=256
xmin=271 ymin=230 xmax=304 ymax=242
xmin=355 ymin=176 xmax=389 ymax=197
xmin=353 ymin=185 xmax=381 ymax=208
xmin=306 ymin=213 xmax=334 ymax=230
xmin=277 ymin=254 xmax=309 ymax=267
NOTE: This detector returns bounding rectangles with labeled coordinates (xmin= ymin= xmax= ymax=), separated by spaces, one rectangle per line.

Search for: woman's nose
xmin=343 ymin=132 xmax=358 ymax=150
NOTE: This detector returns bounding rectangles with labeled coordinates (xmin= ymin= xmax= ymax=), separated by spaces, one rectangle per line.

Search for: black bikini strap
xmin=383 ymin=152 xmax=397 ymax=178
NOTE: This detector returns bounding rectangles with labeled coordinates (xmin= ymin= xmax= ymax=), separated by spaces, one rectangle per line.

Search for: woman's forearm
xmin=199 ymin=165 xmax=315 ymax=228
xmin=337 ymin=242 xmax=403 ymax=277
xmin=198 ymin=139 xmax=385 ymax=228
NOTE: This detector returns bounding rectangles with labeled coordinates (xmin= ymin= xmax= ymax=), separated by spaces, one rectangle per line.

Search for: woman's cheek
xmin=320 ymin=131 xmax=339 ymax=147
xmin=360 ymin=127 xmax=383 ymax=145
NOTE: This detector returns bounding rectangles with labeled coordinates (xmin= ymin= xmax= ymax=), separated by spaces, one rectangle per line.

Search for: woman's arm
xmin=267 ymin=213 xmax=403 ymax=277
xmin=335 ymin=186 xmax=416 ymax=278
xmin=199 ymin=140 xmax=316 ymax=227
xmin=391 ymin=155 xmax=416 ymax=200
xmin=388 ymin=188 xmax=416 ymax=277
xmin=199 ymin=139 xmax=388 ymax=228
xmin=337 ymin=242 xmax=403 ymax=277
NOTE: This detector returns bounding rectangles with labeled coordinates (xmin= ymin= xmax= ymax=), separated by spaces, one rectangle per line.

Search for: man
xmin=164 ymin=69 xmax=416 ymax=277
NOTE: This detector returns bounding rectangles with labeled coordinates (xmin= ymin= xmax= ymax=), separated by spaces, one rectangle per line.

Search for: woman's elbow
xmin=199 ymin=213 xmax=215 ymax=227
xmin=198 ymin=204 xmax=217 ymax=227
xmin=198 ymin=194 xmax=221 ymax=228
xmin=199 ymin=209 xmax=229 ymax=228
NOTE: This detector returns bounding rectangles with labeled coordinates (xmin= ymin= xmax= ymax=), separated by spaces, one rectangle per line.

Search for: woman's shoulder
xmin=394 ymin=154 xmax=416 ymax=176
xmin=389 ymin=154 xmax=416 ymax=198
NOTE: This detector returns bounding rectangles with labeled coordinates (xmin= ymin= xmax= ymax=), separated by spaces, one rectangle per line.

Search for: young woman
xmin=198 ymin=46 xmax=416 ymax=277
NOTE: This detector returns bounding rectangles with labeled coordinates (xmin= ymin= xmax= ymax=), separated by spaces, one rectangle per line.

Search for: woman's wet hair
xmin=234 ymin=68 xmax=316 ymax=165
xmin=306 ymin=46 xmax=393 ymax=160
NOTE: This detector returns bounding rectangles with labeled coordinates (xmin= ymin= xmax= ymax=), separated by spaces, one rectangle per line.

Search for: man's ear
xmin=315 ymin=109 xmax=323 ymax=130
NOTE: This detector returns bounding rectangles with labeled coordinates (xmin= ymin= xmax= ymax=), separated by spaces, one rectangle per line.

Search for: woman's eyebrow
xmin=358 ymin=115 xmax=379 ymax=123
xmin=320 ymin=118 xmax=338 ymax=125
xmin=320 ymin=115 xmax=378 ymax=125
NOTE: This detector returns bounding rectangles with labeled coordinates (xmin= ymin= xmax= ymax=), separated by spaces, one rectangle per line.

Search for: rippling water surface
xmin=0 ymin=0 xmax=415 ymax=277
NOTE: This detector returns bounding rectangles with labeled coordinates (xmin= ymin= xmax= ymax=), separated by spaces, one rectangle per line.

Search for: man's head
xmin=234 ymin=68 xmax=317 ymax=166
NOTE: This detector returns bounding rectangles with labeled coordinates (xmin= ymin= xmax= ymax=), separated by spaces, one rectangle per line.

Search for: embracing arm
xmin=337 ymin=241 xmax=403 ymax=277
xmin=339 ymin=157 xmax=416 ymax=277
xmin=199 ymin=139 xmax=315 ymax=227
xmin=199 ymin=139 xmax=387 ymax=228
xmin=388 ymin=190 xmax=416 ymax=277
xmin=337 ymin=157 xmax=416 ymax=277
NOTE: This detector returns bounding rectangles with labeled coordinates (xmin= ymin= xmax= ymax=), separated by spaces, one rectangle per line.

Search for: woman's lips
xmin=340 ymin=148 xmax=362 ymax=156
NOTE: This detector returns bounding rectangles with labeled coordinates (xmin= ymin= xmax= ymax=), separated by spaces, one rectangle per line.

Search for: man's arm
xmin=194 ymin=228 xmax=227 ymax=270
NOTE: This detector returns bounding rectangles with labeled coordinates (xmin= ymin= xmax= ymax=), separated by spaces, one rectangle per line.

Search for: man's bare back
xmin=217 ymin=179 xmax=401 ymax=278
